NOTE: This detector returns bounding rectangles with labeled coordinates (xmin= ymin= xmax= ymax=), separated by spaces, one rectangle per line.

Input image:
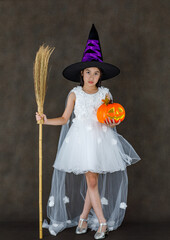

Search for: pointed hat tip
xmin=89 ymin=23 xmax=98 ymax=40
xmin=91 ymin=23 xmax=96 ymax=29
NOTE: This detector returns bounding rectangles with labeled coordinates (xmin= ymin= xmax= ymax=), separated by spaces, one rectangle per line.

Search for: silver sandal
xmin=75 ymin=217 xmax=88 ymax=234
xmin=94 ymin=222 xmax=109 ymax=239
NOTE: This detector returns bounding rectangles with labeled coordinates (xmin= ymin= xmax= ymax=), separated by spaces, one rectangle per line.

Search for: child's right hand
xmin=35 ymin=112 xmax=48 ymax=124
xmin=103 ymin=117 xmax=121 ymax=128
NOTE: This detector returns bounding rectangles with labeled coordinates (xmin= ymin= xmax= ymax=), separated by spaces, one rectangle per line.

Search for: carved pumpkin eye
xmin=108 ymin=107 xmax=115 ymax=113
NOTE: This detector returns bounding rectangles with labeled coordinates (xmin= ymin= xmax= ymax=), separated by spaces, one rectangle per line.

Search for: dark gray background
xmin=0 ymin=0 xmax=169 ymax=224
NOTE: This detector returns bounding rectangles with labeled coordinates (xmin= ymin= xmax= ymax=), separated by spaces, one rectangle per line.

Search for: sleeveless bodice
xmin=70 ymin=86 xmax=110 ymax=123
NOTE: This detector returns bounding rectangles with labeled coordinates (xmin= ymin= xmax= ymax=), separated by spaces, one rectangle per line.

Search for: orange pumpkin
xmin=97 ymin=95 xmax=125 ymax=123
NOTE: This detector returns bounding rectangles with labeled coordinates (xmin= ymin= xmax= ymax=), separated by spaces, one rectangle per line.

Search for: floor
xmin=0 ymin=221 xmax=169 ymax=240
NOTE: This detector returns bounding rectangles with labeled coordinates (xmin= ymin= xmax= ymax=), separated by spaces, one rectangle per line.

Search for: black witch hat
xmin=62 ymin=24 xmax=120 ymax=82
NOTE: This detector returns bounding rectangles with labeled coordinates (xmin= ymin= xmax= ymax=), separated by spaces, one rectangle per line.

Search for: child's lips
xmin=88 ymin=81 xmax=93 ymax=84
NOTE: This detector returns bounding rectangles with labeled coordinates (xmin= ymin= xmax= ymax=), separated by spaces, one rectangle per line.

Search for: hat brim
xmin=62 ymin=61 xmax=120 ymax=82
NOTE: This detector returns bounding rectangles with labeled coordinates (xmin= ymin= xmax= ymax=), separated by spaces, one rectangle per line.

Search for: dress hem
xmin=42 ymin=214 xmax=125 ymax=236
xmin=53 ymin=166 xmax=127 ymax=175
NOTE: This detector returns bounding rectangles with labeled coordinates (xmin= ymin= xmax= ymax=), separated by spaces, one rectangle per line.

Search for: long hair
xmin=79 ymin=68 xmax=103 ymax=87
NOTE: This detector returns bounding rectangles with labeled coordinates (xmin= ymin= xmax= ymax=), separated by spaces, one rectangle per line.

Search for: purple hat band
xmin=82 ymin=40 xmax=103 ymax=62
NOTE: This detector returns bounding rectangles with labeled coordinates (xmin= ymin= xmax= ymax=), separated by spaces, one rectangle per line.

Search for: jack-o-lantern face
xmin=97 ymin=95 xmax=125 ymax=123
xmin=107 ymin=103 xmax=125 ymax=123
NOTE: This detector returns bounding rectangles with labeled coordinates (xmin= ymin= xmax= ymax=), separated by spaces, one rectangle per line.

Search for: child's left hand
xmin=103 ymin=117 xmax=121 ymax=128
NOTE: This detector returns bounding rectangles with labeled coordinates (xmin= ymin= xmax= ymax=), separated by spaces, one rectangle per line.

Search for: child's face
xmin=81 ymin=67 xmax=101 ymax=87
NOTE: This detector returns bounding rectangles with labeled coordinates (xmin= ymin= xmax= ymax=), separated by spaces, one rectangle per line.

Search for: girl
xmin=35 ymin=24 xmax=141 ymax=239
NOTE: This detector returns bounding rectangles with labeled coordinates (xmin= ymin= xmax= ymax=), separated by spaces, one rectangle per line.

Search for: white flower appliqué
xmin=65 ymin=137 xmax=69 ymax=143
xmin=86 ymin=125 xmax=92 ymax=131
xmin=108 ymin=220 xmax=115 ymax=231
xmin=111 ymin=137 xmax=117 ymax=145
xmin=48 ymin=195 xmax=54 ymax=207
xmin=101 ymin=197 xmax=108 ymax=205
xmin=63 ymin=196 xmax=69 ymax=204
xmin=109 ymin=220 xmax=115 ymax=225
xmin=49 ymin=229 xmax=56 ymax=236
xmin=97 ymin=137 xmax=102 ymax=144
xmin=120 ymin=202 xmax=127 ymax=209
xmin=66 ymin=220 xmax=71 ymax=224
xmin=52 ymin=223 xmax=59 ymax=227
xmin=102 ymin=125 xmax=107 ymax=133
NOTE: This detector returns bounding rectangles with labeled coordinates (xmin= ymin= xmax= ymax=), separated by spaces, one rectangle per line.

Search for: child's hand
xmin=105 ymin=93 xmax=110 ymax=100
xmin=35 ymin=112 xmax=48 ymax=124
xmin=103 ymin=117 xmax=121 ymax=128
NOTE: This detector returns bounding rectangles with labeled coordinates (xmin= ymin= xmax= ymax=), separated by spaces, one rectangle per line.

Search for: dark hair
xmin=79 ymin=68 xmax=103 ymax=87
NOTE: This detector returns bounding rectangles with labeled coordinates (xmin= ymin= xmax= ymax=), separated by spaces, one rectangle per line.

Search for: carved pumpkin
xmin=97 ymin=95 xmax=125 ymax=123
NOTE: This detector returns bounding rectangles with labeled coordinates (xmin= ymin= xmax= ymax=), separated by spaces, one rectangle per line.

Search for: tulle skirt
xmin=42 ymin=118 xmax=141 ymax=236
xmin=53 ymin=118 xmax=140 ymax=174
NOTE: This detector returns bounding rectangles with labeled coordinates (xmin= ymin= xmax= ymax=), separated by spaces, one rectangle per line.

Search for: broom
xmin=33 ymin=44 xmax=55 ymax=239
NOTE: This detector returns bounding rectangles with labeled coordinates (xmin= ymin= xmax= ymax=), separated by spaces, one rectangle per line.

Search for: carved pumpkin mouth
xmin=107 ymin=107 xmax=125 ymax=121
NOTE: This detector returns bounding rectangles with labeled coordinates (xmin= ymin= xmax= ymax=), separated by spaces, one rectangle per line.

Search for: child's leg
xmin=80 ymin=187 xmax=92 ymax=219
xmin=78 ymin=182 xmax=92 ymax=228
xmin=85 ymin=171 xmax=107 ymax=232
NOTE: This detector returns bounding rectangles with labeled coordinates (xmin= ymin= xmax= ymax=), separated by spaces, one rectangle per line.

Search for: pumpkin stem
xmin=102 ymin=95 xmax=112 ymax=105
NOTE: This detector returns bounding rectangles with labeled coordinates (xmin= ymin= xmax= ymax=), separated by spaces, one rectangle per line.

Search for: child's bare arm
xmin=35 ymin=92 xmax=76 ymax=126
xmin=61 ymin=92 xmax=76 ymax=124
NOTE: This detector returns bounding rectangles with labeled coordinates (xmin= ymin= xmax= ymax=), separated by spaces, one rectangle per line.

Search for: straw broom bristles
xmin=33 ymin=44 xmax=55 ymax=239
xmin=34 ymin=44 xmax=55 ymax=123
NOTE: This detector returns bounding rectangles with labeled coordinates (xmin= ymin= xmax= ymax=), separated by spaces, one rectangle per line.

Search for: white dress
xmin=42 ymin=85 xmax=141 ymax=237
xmin=53 ymin=86 xmax=130 ymax=173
